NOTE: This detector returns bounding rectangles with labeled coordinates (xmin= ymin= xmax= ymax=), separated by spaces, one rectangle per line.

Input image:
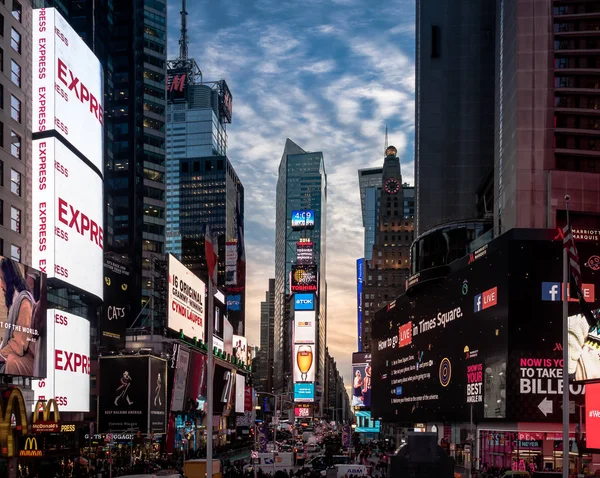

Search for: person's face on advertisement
xmin=0 ymin=269 xmax=6 ymax=296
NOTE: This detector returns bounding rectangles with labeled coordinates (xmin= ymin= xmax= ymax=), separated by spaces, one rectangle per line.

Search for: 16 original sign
xmin=32 ymin=138 xmax=104 ymax=299
xmin=167 ymin=255 xmax=205 ymax=341
xmin=32 ymin=8 xmax=104 ymax=171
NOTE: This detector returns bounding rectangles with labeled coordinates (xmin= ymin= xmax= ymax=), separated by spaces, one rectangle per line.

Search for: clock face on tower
xmin=384 ymin=178 xmax=401 ymax=194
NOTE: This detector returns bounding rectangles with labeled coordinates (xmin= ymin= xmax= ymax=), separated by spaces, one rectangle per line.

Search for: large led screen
xmin=33 ymin=8 xmax=104 ymax=171
xmin=294 ymin=311 xmax=316 ymax=344
xmin=167 ymin=254 xmax=205 ymax=342
xmin=291 ymin=210 xmax=315 ymax=229
xmin=235 ymin=374 xmax=245 ymax=414
xmin=294 ymin=293 xmax=315 ymax=311
xmin=233 ymin=335 xmax=247 ymax=364
xmin=171 ymin=345 xmax=190 ymax=412
xmin=586 ymin=382 xmax=600 ymax=451
xmin=293 ymin=343 xmax=315 ymax=383
xmin=352 ymin=352 xmax=371 ymax=408
xmin=355 ymin=411 xmax=381 ymax=433
xmin=32 ymin=138 xmax=104 ymax=299
xmin=294 ymin=383 xmax=314 ymax=403
xmin=32 ymin=310 xmax=90 ymax=411
xmin=213 ymin=364 xmax=236 ymax=416
xmin=291 ymin=265 xmax=318 ymax=293
xmin=0 ymin=258 xmax=47 ymax=378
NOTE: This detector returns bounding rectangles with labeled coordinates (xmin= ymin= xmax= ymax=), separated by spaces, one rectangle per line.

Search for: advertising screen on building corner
xmin=32 ymin=7 xmax=104 ymax=172
xmin=291 ymin=265 xmax=318 ymax=293
xmin=586 ymin=382 xmax=600 ymax=450
xmin=32 ymin=138 xmax=104 ymax=299
xmin=167 ymin=255 xmax=205 ymax=342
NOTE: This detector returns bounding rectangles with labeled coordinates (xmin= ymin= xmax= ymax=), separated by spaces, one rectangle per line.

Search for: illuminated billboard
xmin=291 ymin=265 xmax=318 ymax=293
xmin=32 ymin=138 xmax=104 ymax=299
xmin=233 ymin=335 xmax=247 ymax=364
xmin=296 ymin=242 xmax=313 ymax=264
xmin=294 ymin=311 xmax=316 ymax=344
xmin=294 ymin=403 xmax=312 ymax=417
xmin=32 ymin=310 xmax=90 ymax=411
xmin=352 ymin=352 xmax=371 ymax=408
xmin=294 ymin=293 xmax=315 ymax=311
xmin=355 ymin=411 xmax=381 ymax=433
xmin=235 ymin=374 xmax=245 ymax=414
xmin=167 ymin=254 xmax=205 ymax=342
xmin=294 ymin=383 xmax=314 ymax=403
xmin=293 ymin=343 xmax=315 ymax=383
xmin=291 ymin=210 xmax=315 ymax=229
xmin=32 ymin=8 xmax=104 ymax=172
xmin=357 ymin=259 xmax=364 ymax=351
xmin=586 ymin=382 xmax=600 ymax=450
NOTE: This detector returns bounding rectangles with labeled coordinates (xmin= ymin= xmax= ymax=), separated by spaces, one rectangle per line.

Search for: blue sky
xmin=166 ymin=0 xmax=416 ymax=386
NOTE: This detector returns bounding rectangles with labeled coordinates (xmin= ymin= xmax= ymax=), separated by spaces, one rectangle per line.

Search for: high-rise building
xmin=360 ymin=146 xmax=413 ymax=352
xmin=165 ymin=4 xmax=244 ymax=333
xmin=414 ymin=0 xmax=496 ymax=236
xmin=274 ymin=139 xmax=327 ymax=409
xmin=495 ymin=0 xmax=600 ymax=234
xmin=256 ymin=278 xmax=275 ymax=393
xmin=0 ymin=0 xmax=32 ymax=265
xmin=358 ymin=168 xmax=383 ymax=262
xmin=324 ymin=348 xmax=350 ymax=423
xmin=40 ymin=0 xmax=169 ymax=329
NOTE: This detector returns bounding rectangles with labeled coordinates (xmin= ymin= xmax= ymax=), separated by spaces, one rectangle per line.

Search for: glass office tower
xmin=274 ymin=139 xmax=327 ymax=411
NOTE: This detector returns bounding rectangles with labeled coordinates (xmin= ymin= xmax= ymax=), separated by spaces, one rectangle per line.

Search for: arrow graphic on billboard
xmin=538 ymin=397 xmax=553 ymax=417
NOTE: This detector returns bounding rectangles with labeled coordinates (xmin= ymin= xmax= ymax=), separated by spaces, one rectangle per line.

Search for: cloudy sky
xmin=166 ymin=0 xmax=416 ymax=386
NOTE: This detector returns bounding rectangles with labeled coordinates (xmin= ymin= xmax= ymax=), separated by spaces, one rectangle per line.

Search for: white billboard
xmin=32 ymin=138 xmax=104 ymax=299
xmin=32 ymin=310 xmax=91 ymax=412
xmin=171 ymin=345 xmax=190 ymax=412
xmin=294 ymin=311 xmax=316 ymax=344
xmin=32 ymin=8 xmax=104 ymax=172
xmin=168 ymin=254 xmax=205 ymax=342
xmin=233 ymin=335 xmax=248 ymax=364
xmin=293 ymin=343 xmax=316 ymax=383
xmin=235 ymin=374 xmax=245 ymax=414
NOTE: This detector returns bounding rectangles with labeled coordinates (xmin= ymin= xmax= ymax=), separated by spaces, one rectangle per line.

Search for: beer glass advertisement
xmin=101 ymin=258 xmax=130 ymax=350
xmin=185 ymin=350 xmax=207 ymax=412
xmin=0 ymin=257 xmax=47 ymax=378
xmin=352 ymin=352 xmax=371 ymax=408
xmin=293 ymin=343 xmax=316 ymax=383
xmin=213 ymin=364 xmax=236 ymax=415
xmin=171 ymin=345 xmax=190 ymax=412
xmin=149 ymin=357 xmax=167 ymax=433
xmin=98 ymin=356 xmax=149 ymax=432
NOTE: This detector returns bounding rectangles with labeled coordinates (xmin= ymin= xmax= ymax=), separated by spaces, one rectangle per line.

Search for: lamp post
xmin=256 ymin=391 xmax=292 ymax=475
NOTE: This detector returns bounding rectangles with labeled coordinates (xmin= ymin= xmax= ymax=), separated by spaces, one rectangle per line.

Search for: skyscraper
xmin=360 ymin=146 xmax=413 ymax=352
xmin=358 ymin=167 xmax=383 ymax=262
xmin=165 ymin=2 xmax=245 ymax=332
xmin=274 ymin=139 xmax=326 ymax=410
xmin=414 ymin=0 xmax=496 ymax=236
xmin=256 ymin=278 xmax=275 ymax=393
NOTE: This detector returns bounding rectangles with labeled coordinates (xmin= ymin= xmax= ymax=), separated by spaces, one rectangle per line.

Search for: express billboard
xmin=291 ymin=265 xmax=318 ymax=293
xmin=352 ymin=352 xmax=371 ymax=408
xmin=167 ymin=254 xmax=205 ymax=342
xmin=32 ymin=310 xmax=90 ymax=412
xmin=372 ymin=229 xmax=600 ymax=424
xmin=293 ymin=343 xmax=315 ymax=383
xmin=294 ymin=311 xmax=316 ymax=344
xmin=32 ymin=8 xmax=104 ymax=172
xmin=32 ymin=138 xmax=104 ymax=299
xmin=0 ymin=258 xmax=47 ymax=378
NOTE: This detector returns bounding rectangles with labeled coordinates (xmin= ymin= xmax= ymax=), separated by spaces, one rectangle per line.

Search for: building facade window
xmin=10 ymin=28 xmax=20 ymax=53
xmin=10 ymin=130 xmax=19 ymax=159
xmin=10 ymin=168 xmax=19 ymax=196
xmin=10 ymin=205 xmax=19 ymax=232
xmin=10 ymin=244 xmax=20 ymax=262
xmin=10 ymin=95 xmax=19 ymax=122
xmin=11 ymin=1 xmax=21 ymax=22
xmin=10 ymin=59 xmax=19 ymax=87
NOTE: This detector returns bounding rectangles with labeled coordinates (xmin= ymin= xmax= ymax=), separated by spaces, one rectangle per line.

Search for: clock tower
xmin=360 ymin=145 xmax=414 ymax=352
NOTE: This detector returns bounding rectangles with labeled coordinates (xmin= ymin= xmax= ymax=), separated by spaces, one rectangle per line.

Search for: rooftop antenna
xmin=384 ymin=124 xmax=388 ymax=155
xmin=179 ymin=0 xmax=188 ymax=60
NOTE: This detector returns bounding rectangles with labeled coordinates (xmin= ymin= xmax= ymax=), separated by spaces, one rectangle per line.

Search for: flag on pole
xmin=205 ymin=224 xmax=218 ymax=285
xmin=235 ymin=195 xmax=246 ymax=288
xmin=563 ymin=221 xmax=597 ymax=327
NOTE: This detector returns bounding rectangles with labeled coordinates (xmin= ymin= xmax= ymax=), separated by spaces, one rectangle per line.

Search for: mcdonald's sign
xmin=31 ymin=399 xmax=60 ymax=433
xmin=0 ymin=388 xmax=28 ymax=457
xmin=19 ymin=436 xmax=42 ymax=457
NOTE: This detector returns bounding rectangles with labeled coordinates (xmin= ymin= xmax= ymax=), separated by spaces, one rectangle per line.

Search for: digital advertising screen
xmin=149 ymin=357 xmax=167 ymax=433
xmin=293 ymin=343 xmax=316 ymax=383
xmin=355 ymin=411 xmax=381 ymax=433
xmin=213 ymin=364 xmax=236 ymax=416
xmin=98 ymin=356 xmax=150 ymax=432
xmin=294 ymin=311 xmax=316 ymax=344
xmin=185 ymin=350 xmax=207 ymax=413
xmin=101 ymin=258 xmax=130 ymax=350
xmin=32 ymin=138 xmax=104 ymax=299
xmin=357 ymin=259 xmax=364 ymax=352
xmin=167 ymin=254 xmax=205 ymax=342
xmin=586 ymin=382 xmax=600 ymax=451
xmin=0 ymin=258 xmax=47 ymax=379
xmin=352 ymin=352 xmax=371 ymax=408
xmin=296 ymin=242 xmax=313 ymax=264
xmin=32 ymin=310 xmax=90 ymax=412
xmin=235 ymin=374 xmax=245 ymax=414
xmin=171 ymin=345 xmax=190 ymax=412
xmin=294 ymin=403 xmax=312 ymax=417
xmin=294 ymin=383 xmax=314 ymax=403
xmin=291 ymin=265 xmax=318 ymax=293
xmin=32 ymin=8 xmax=104 ymax=172
xmin=291 ymin=210 xmax=315 ymax=229
xmin=233 ymin=335 xmax=247 ymax=364
xmin=224 ymin=318 xmax=233 ymax=356
xmin=294 ymin=293 xmax=315 ymax=311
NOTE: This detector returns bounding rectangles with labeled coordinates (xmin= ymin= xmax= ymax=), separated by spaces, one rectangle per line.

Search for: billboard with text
xmin=294 ymin=311 xmax=316 ymax=344
xmin=167 ymin=255 xmax=205 ymax=342
xmin=352 ymin=352 xmax=371 ymax=409
xmin=291 ymin=265 xmax=318 ymax=293
xmin=32 ymin=7 xmax=104 ymax=171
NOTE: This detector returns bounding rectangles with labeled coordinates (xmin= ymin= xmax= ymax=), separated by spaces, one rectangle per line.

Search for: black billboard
xmin=149 ymin=357 xmax=167 ymax=434
xmin=213 ymin=363 xmax=236 ymax=416
xmin=291 ymin=265 xmax=318 ymax=293
xmin=372 ymin=229 xmax=600 ymax=424
xmin=101 ymin=258 xmax=130 ymax=350
xmin=98 ymin=356 xmax=150 ymax=433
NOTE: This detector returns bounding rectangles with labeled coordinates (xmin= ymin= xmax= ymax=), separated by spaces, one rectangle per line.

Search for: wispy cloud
xmin=167 ymin=0 xmax=416 ymax=386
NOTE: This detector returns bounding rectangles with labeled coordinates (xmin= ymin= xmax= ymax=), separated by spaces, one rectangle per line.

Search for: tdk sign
xmin=294 ymin=293 xmax=315 ymax=310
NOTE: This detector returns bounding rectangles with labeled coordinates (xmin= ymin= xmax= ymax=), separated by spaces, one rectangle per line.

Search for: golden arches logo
xmin=33 ymin=399 xmax=60 ymax=423
xmin=24 ymin=437 xmax=37 ymax=450
xmin=0 ymin=388 xmax=28 ymax=457
xmin=19 ymin=436 xmax=42 ymax=457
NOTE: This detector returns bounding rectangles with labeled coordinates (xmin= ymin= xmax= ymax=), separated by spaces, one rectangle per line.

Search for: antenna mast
xmin=384 ymin=125 xmax=388 ymax=155
xmin=179 ymin=0 xmax=188 ymax=60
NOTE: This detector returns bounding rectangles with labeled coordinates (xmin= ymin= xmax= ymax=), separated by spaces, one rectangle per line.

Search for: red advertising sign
xmin=586 ymin=382 xmax=600 ymax=450
xmin=399 ymin=322 xmax=412 ymax=348
xmin=244 ymin=386 xmax=253 ymax=412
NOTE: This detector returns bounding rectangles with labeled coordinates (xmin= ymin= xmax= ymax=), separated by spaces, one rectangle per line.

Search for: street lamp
xmin=256 ymin=391 xmax=292 ymax=475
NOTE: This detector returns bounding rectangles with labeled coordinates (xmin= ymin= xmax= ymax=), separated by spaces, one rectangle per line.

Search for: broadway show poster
xmin=213 ymin=364 xmax=236 ymax=416
xmin=0 ymin=257 xmax=47 ymax=378
xmin=149 ymin=357 xmax=167 ymax=434
xmin=101 ymin=256 xmax=130 ymax=350
xmin=171 ymin=345 xmax=190 ymax=412
xmin=185 ymin=351 xmax=207 ymax=413
xmin=98 ymin=356 xmax=149 ymax=433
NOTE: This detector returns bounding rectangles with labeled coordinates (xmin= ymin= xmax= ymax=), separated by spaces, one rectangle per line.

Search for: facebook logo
xmin=395 ymin=386 xmax=403 ymax=396
xmin=542 ymin=282 xmax=561 ymax=301
xmin=474 ymin=294 xmax=482 ymax=312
